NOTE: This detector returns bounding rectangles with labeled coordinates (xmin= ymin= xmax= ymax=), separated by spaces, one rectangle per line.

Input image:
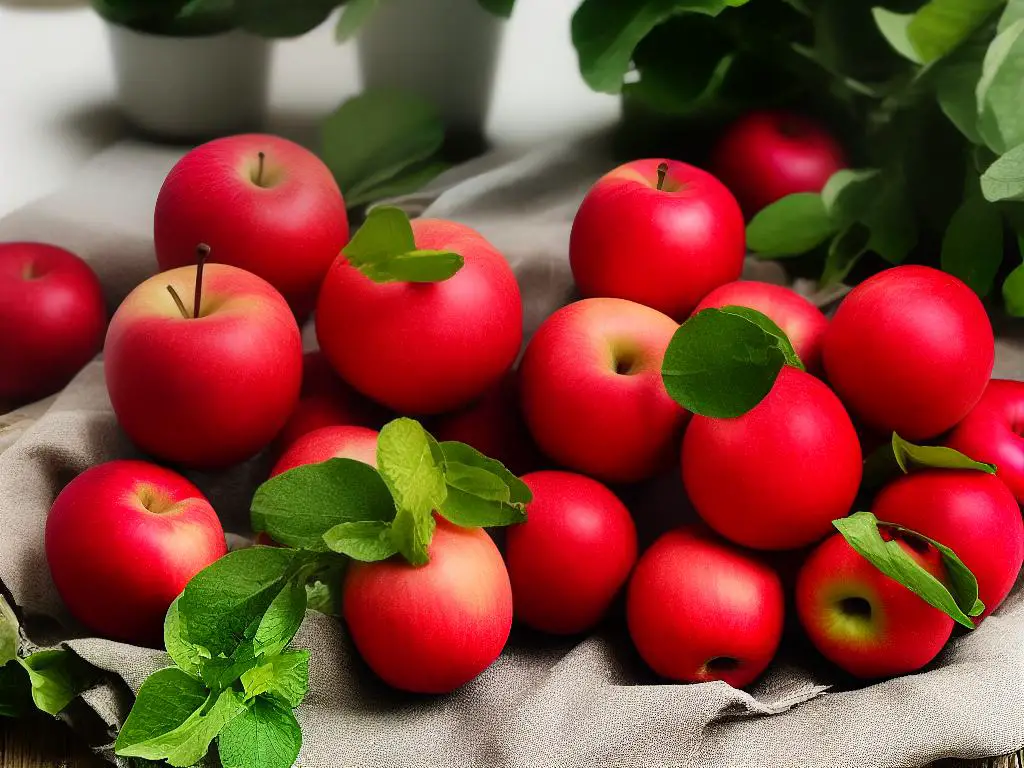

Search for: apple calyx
xmin=342 ymin=207 xmax=464 ymax=285
xmin=656 ymin=162 xmax=669 ymax=191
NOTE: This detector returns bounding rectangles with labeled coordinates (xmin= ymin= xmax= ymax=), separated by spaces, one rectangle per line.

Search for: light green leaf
xmin=218 ymin=697 xmax=302 ymax=768
xmin=376 ymin=418 xmax=448 ymax=514
xmin=335 ymin=0 xmax=378 ymax=41
xmin=342 ymin=207 xmax=463 ymax=283
xmin=438 ymin=441 xmax=531 ymax=504
xmin=999 ymin=0 xmax=1024 ymax=32
xmin=239 ymin=650 xmax=309 ymax=708
xmin=907 ymin=0 xmax=1003 ymax=63
xmin=115 ymin=668 xmax=209 ymax=760
xmin=872 ymin=8 xmax=923 ymax=63
xmin=746 ymin=193 xmax=836 ymax=258
xmin=253 ymin=581 xmax=307 ymax=659
xmin=821 ymin=168 xmax=880 ymax=215
xmin=0 ymin=597 xmax=20 ymax=666
xmin=1003 ymin=259 xmax=1024 ymax=316
xmin=437 ymin=486 xmax=528 ymax=528
xmin=18 ymin=650 xmax=96 ymax=716
xmin=389 ymin=505 xmax=436 ymax=567
xmin=981 ymin=142 xmax=1024 ymax=201
xmin=977 ymin=19 xmax=1024 ymax=154
xmin=164 ymin=598 xmax=210 ymax=680
xmin=941 ymin=192 xmax=1004 ymax=296
xmin=322 ymin=520 xmax=398 ymax=561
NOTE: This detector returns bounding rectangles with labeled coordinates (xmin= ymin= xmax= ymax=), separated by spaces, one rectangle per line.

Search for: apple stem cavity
xmin=193 ymin=244 xmax=210 ymax=319
xmin=166 ymin=285 xmax=189 ymax=320
xmin=656 ymin=162 xmax=669 ymax=191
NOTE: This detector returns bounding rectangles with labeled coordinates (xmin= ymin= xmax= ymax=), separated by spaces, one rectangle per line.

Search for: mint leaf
xmin=863 ymin=432 xmax=996 ymax=491
xmin=253 ymin=581 xmax=307 ymax=659
xmin=978 ymin=20 xmax=1024 ymax=154
xmin=117 ymin=679 xmax=245 ymax=767
xmin=1003 ymin=260 xmax=1024 ymax=315
xmin=1000 ymin=0 xmax=1024 ymax=32
xmin=18 ymin=650 xmax=96 ymax=716
xmin=872 ymin=8 xmax=923 ymax=63
xmin=662 ymin=307 xmax=788 ymax=418
xmin=719 ymin=305 xmax=804 ymax=371
xmin=438 ymin=441 xmax=532 ymax=504
xmin=0 ymin=597 xmax=19 ymax=666
xmin=200 ymin=643 xmax=261 ymax=693
xmin=218 ymin=697 xmax=302 ymax=768
xmin=342 ymin=207 xmax=463 ymax=283
xmin=335 ymin=0 xmax=378 ymax=41
xmin=834 ymin=511 xmax=983 ymax=629
xmin=389 ymin=505 xmax=437 ymax=566
xmin=435 ymin=441 xmax=530 ymax=528
xmin=438 ymin=486 xmax=528 ymax=527
xmin=322 ymin=520 xmax=398 ymax=561
xmin=941 ymin=192 xmax=1004 ymax=296
xmin=571 ymin=0 xmax=749 ymax=93
xmin=907 ymin=0 xmax=1003 ymax=63
xmin=981 ymin=142 xmax=1024 ymax=202
xmin=179 ymin=547 xmax=301 ymax=657
xmin=239 ymin=650 xmax=309 ymax=707
xmin=746 ymin=193 xmax=835 ymax=258
xmin=164 ymin=598 xmax=210 ymax=680
xmin=252 ymin=458 xmax=396 ymax=551
xmin=377 ymin=418 xmax=448 ymax=513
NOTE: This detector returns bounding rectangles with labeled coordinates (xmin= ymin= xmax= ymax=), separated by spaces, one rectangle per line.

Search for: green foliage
xmin=92 ymin=0 xmax=347 ymax=36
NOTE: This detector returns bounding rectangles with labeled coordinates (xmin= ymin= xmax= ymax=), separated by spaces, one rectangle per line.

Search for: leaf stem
xmin=193 ymin=244 xmax=210 ymax=320
xmin=657 ymin=162 xmax=669 ymax=191
xmin=166 ymin=286 xmax=189 ymax=320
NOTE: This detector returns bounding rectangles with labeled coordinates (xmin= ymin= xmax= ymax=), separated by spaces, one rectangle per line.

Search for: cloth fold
xmin=1 ymin=138 xmax=1022 ymax=768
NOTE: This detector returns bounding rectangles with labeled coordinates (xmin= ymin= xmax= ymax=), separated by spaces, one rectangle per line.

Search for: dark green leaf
xmin=322 ymin=521 xmax=398 ymax=561
xmin=981 ymin=142 xmax=1024 ymax=202
xmin=239 ymin=650 xmax=309 ymax=708
xmin=821 ymin=168 xmax=880 ymax=218
xmin=834 ymin=511 xmax=982 ymax=629
xmin=824 ymin=168 xmax=916 ymax=265
xmin=719 ymin=305 xmax=804 ymax=371
xmin=236 ymin=0 xmax=342 ymax=37
xmin=18 ymin=650 xmax=96 ymax=716
xmin=251 ymin=458 xmax=395 ymax=551
xmin=344 ymin=160 xmax=449 ymax=208
xmin=179 ymin=547 xmax=300 ymax=657
xmin=253 ymin=581 xmax=307 ymax=658
xmin=978 ymin=20 xmax=1024 ymax=153
xmin=115 ymin=668 xmax=209 ymax=760
xmin=0 ymin=663 xmax=31 ymax=719
xmin=0 ymin=597 xmax=19 ymax=666
xmin=907 ymin=0 xmax=1003 ymax=63
xmin=164 ymin=598 xmax=210 ymax=680
xmin=218 ymin=697 xmax=302 ymax=768
xmin=935 ymin=39 xmax=987 ymax=144
xmin=941 ymin=193 xmax=1004 ymax=296
xmin=863 ymin=432 xmax=996 ymax=490
xmin=1003 ymin=259 xmax=1024 ymax=316
xmin=335 ymin=0 xmax=378 ymax=41
xmin=821 ymin=224 xmax=870 ymax=286
xmin=477 ymin=0 xmax=515 ymax=18
xmin=746 ymin=193 xmax=836 ymax=258
xmin=200 ymin=642 xmax=261 ymax=693
xmin=661 ymin=308 xmax=786 ymax=418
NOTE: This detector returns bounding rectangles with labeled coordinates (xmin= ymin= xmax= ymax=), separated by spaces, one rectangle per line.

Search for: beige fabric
xmin=0 ymin=140 xmax=1022 ymax=768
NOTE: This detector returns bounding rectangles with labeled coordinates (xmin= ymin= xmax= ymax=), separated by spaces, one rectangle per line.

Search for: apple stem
xmin=256 ymin=151 xmax=266 ymax=186
xmin=166 ymin=285 xmax=189 ymax=320
xmin=193 ymin=244 xmax=210 ymax=319
xmin=656 ymin=162 xmax=669 ymax=191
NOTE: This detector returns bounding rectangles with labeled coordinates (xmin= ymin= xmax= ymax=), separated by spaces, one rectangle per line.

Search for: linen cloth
xmin=1 ymin=137 xmax=1023 ymax=768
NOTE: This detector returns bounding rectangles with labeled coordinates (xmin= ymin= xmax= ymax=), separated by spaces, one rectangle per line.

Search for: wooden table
xmin=0 ymin=717 xmax=1020 ymax=768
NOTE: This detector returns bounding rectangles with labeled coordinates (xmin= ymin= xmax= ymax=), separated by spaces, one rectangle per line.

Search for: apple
xmin=946 ymin=379 xmax=1024 ymax=503
xmin=692 ymin=280 xmax=829 ymax=373
xmin=519 ymin=297 xmax=688 ymax=483
xmin=626 ymin=526 xmax=784 ymax=688
xmin=274 ymin=352 xmax=388 ymax=452
xmin=796 ymin=532 xmax=954 ymax=678
xmin=45 ymin=460 xmax=227 ymax=645
xmin=872 ymin=469 xmax=1023 ymax=619
xmin=431 ymin=371 xmax=540 ymax=476
xmin=823 ymin=266 xmax=993 ymax=440
xmin=0 ymin=243 xmax=106 ymax=403
xmin=682 ymin=366 xmax=862 ymax=550
xmin=569 ymin=158 xmax=745 ymax=320
xmin=316 ymin=219 xmax=522 ymax=415
xmin=505 ymin=471 xmax=637 ymax=635
xmin=342 ymin=518 xmax=512 ymax=693
xmin=271 ymin=425 xmax=379 ymax=476
xmin=710 ymin=111 xmax=847 ymax=216
xmin=105 ymin=262 xmax=303 ymax=468
xmin=154 ymin=134 xmax=349 ymax=315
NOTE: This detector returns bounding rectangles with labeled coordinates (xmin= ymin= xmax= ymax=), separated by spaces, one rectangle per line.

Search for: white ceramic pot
xmin=356 ymin=0 xmax=505 ymax=139
xmin=106 ymin=22 xmax=271 ymax=141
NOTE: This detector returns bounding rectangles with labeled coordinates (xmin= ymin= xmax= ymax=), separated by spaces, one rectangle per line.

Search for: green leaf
xmin=719 ymin=305 xmax=804 ymax=371
xmin=941 ymin=193 xmax=1004 ymax=296
xmin=821 ymin=224 xmax=870 ymax=286
xmin=389 ymin=505 xmax=437 ymax=567
xmin=321 ymin=90 xmax=444 ymax=202
xmin=200 ymin=642 xmax=261 ymax=693
xmin=863 ymin=432 xmax=997 ymax=490
xmin=0 ymin=597 xmax=19 ymax=666
xmin=824 ymin=169 xmax=917 ymax=265
xmin=252 ymin=458 xmax=396 ymax=551
xmin=335 ymin=0 xmax=378 ymax=41
xmin=218 ymin=697 xmax=302 ymax=768
xmin=376 ymin=418 xmax=448 ymax=513
xmin=344 ymin=160 xmax=449 ymax=208
xmin=834 ymin=511 xmax=982 ymax=629
xmin=1003 ymin=260 xmax=1024 ymax=315
xmin=239 ymin=650 xmax=309 ymax=708
xmin=821 ymin=168 xmax=880 ymax=216
xmin=0 ymin=663 xmax=31 ymax=719
xmin=18 ymin=650 xmax=96 ymax=716
xmin=434 ymin=440 xmax=531 ymax=528
xmin=438 ymin=486 xmax=529 ymax=528
xmin=935 ymin=40 xmax=987 ymax=144
xmin=253 ymin=581 xmax=307 ymax=658
xmin=571 ymin=0 xmax=749 ymax=94
xmin=341 ymin=207 xmax=463 ymax=283
xmin=981 ymin=142 xmax=1024 ymax=201
xmin=438 ymin=441 xmax=532 ymax=505
xmin=236 ymin=0 xmax=342 ymax=37
xmin=322 ymin=520 xmax=398 ymax=561
xmin=164 ymin=598 xmax=210 ymax=680
xmin=305 ymin=580 xmax=342 ymax=616
xmin=661 ymin=308 xmax=787 ymax=418
xmin=477 ymin=0 xmax=515 ymax=17
xmin=179 ymin=547 xmax=300 ymax=658
xmin=746 ymin=193 xmax=836 ymax=258
xmin=907 ymin=0 xmax=1003 ymax=63
xmin=999 ymin=0 xmax=1024 ymax=33
xmin=872 ymin=8 xmax=923 ymax=63
xmin=977 ymin=20 xmax=1024 ymax=154
xmin=117 ymin=678 xmax=245 ymax=767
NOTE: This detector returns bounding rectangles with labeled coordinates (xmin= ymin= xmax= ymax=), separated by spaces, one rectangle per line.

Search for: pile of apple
xmin=12 ymin=118 xmax=1024 ymax=697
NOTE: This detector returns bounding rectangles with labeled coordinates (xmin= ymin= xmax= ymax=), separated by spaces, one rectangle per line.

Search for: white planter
xmin=106 ymin=22 xmax=271 ymax=141
xmin=356 ymin=0 xmax=505 ymax=140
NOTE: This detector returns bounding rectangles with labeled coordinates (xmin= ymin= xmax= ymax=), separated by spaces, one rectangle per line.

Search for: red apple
xmin=431 ymin=371 xmax=540 ymax=476
xmin=105 ymin=263 xmax=303 ymax=468
xmin=0 ymin=243 xmax=106 ymax=403
xmin=45 ymin=460 xmax=227 ymax=645
xmin=505 ymin=471 xmax=637 ymax=635
xmin=342 ymin=519 xmax=512 ymax=693
xmin=316 ymin=219 xmax=522 ymax=415
xmin=271 ymin=425 xmax=379 ymax=476
xmin=626 ymin=526 xmax=784 ymax=688
xmin=796 ymin=532 xmax=954 ymax=678
xmin=692 ymin=280 xmax=829 ymax=373
xmin=823 ymin=266 xmax=993 ymax=440
xmin=154 ymin=134 xmax=349 ymax=315
xmin=274 ymin=352 xmax=388 ymax=452
xmin=710 ymin=111 xmax=847 ymax=216
xmin=570 ymin=158 xmax=745 ymax=320
xmin=946 ymin=379 xmax=1024 ymax=503
xmin=683 ymin=366 xmax=862 ymax=550
xmin=520 ymin=298 xmax=688 ymax=483
xmin=872 ymin=470 xmax=1023 ymax=619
